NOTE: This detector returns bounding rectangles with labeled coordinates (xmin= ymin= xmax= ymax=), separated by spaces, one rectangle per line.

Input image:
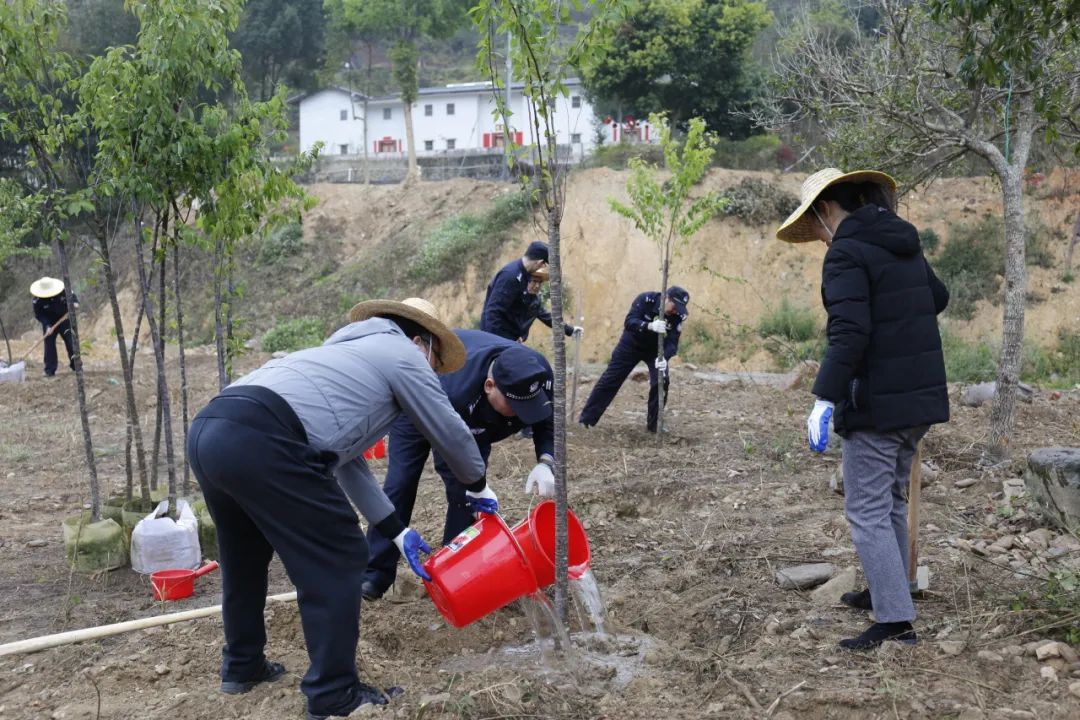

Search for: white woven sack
xmin=131 ymin=499 xmax=201 ymax=574
xmin=0 ymin=361 xmax=26 ymax=383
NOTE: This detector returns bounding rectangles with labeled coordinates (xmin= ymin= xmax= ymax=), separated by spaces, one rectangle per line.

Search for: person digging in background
xmin=361 ymin=330 xmax=556 ymax=600
xmin=186 ymin=298 xmax=498 ymax=720
xmin=480 ymin=240 xmax=552 ymax=341
xmin=520 ymin=264 xmax=583 ymax=343
xmin=30 ymin=276 xmax=78 ymax=377
xmin=776 ymin=168 xmax=949 ymax=651
xmin=578 ymin=287 xmax=689 ymax=433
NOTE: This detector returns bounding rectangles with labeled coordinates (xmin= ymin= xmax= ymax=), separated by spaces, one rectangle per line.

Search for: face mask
xmin=811 ymin=205 xmax=833 ymax=240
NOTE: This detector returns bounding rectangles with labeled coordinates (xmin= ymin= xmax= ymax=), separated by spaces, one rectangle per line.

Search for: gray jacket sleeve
xmin=334 ymin=458 xmax=395 ymax=528
xmin=391 ymin=354 xmax=487 ymax=487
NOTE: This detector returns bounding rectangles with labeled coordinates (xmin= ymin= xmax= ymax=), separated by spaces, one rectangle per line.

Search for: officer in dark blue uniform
xmin=480 ymin=241 xmax=549 ymax=341
xmin=360 ymin=330 xmax=556 ymax=600
xmin=30 ymin=277 xmax=78 ymax=377
xmin=579 ymin=286 xmax=689 ymax=433
xmin=521 ymin=264 xmax=582 ymax=342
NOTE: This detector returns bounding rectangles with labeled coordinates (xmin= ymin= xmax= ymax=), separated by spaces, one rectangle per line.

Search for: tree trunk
xmin=988 ymin=165 xmax=1028 ymax=460
xmin=135 ymin=210 xmax=178 ymax=510
xmin=172 ymin=242 xmax=191 ymax=495
xmin=402 ymin=100 xmax=420 ymax=186
xmin=213 ymin=234 xmax=228 ymax=391
xmin=0 ymin=314 xmax=11 ymax=364
xmin=656 ymin=243 xmax=671 ymax=439
xmin=98 ymin=225 xmax=149 ymax=502
xmin=1065 ymin=210 xmax=1080 ymax=275
xmin=55 ymin=236 xmax=101 ymax=521
xmin=124 ymin=296 xmax=147 ymax=502
xmin=547 ymin=203 xmax=570 ymax=627
xmin=225 ymin=255 xmax=236 ymax=385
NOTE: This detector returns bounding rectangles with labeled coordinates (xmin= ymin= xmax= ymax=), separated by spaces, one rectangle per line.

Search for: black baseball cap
xmin=525 ymin=241 xmax=549 ymax=262
xmin=666 ymin=286 xmax=690 ymax=315
xmin=492 ymin=345 xmax=553 ymax=425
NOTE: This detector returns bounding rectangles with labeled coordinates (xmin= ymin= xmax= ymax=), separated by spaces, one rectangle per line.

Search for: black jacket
xmin=811 ymin=205 xmax=950 ymax=435
xmin=441 ymin=329 xmax=555 ymax=460
xmin=621 ymin=291 xmax=684 ymax=358
xmin=480 ymin=259 xmax=531 ymax=341
xmin=33 ymin=292 xmax=76 ymax=326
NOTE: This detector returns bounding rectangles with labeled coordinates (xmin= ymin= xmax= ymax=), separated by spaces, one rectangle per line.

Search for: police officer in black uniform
xmin=480 ymin=241 xmax=550 ymax=341
xmin=579 ymin=286 xmax=689 ymax=433
xmin=360 ymin=330 xmax=557 ymax=600
xmin=521 ymin=264 xmax=582 ymax=342
xmin=30 ymin=277 xmax=78 ymax=377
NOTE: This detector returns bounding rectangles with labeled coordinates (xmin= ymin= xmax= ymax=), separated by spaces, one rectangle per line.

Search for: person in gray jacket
xmin=186 ymin=298 xmax=496 ymax=720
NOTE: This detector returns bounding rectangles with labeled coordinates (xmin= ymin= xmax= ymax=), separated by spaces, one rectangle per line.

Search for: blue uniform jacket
xmin=621 ymin=291 xmax=685 ymax=358
xmin=441 ymin=329 xmax=555 ymax=460
xmin=480 ymin=258 xmax=531 ymax=340
xmin=33 ymin=292 xmax=77 ymax=325
xmin=522 ymin=294 xmax=574 ymax=341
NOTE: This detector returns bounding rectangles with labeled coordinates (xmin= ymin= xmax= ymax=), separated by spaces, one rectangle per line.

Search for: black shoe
xmin=306 ymin=683 xmax=402 ymax=720
xmin=841 ymin=588 xmax=873 ymax=611
xmin=838 ymin=622 xmax=916 ymax=651
xmin=220 ymin=660 xmax=286 ymax=694
xmin=361 ymin=580 xmax=386 ymax=601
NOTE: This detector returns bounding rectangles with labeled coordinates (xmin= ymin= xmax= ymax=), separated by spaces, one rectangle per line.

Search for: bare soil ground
xmin=2 ymin=351 xmax=1079 ymax=720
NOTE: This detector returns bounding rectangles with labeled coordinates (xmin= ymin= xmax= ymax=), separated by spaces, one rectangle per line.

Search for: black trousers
xmin=363 ymin=415 xmax=488 ymax=593
xmin=186 ymin=386 xmax=367 ymax=716
xmin=41 ymin=319 xmax=75 ymax=375
xmin=578 ymin=338 xmax=669 ymax=432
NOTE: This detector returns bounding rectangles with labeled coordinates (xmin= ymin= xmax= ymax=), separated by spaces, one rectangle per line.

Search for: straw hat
xmin=530 ymin=265 xmax=549 ymax=282
xmin=775 ymin=168 xmax=897 ymax=243
xmin=30 ymin=277 xmax=65 ymax=298
xmin=347 ymin=297 xmax=465 ymax=374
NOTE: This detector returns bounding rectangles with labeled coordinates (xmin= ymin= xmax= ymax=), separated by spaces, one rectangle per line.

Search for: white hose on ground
xmin=0 ymin=591 xmax=298 ymax=658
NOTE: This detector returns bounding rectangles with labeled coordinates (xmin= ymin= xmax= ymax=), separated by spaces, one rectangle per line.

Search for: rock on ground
xmin=1024 ymin=448 xmax=1080 ymax=532
xmin=775 ymin=563 xmax=835 ymax=590
xmin=809 ymin=566 xmax=856 ymax=606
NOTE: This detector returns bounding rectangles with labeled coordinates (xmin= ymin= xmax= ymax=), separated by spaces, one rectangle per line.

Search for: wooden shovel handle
xmin=18 ymin=313 xmax=69 ymax=363
xmin=907 ymin=441 xmax=923 ymax=583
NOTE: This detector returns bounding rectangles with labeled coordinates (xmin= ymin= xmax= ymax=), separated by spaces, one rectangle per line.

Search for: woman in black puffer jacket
xmin=776 ymin=168 xmax=950 ymax=651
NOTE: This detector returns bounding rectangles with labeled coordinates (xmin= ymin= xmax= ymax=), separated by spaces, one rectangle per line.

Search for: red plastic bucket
xmin=362 ymin=437 xmax=386 ymax=460
xmin=510 ymin=501 xmax=591 ymax=589
xmin=422 ymin=513 xmax=538 ymax=628
xmin=150 ymin=561 xmax=220 ymax=601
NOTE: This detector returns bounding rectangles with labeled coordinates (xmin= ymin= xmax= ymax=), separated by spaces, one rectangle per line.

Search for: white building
xmin=293 ymin=79 xmax=641 ymax=162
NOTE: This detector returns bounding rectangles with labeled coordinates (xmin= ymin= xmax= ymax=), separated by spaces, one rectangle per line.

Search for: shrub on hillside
xmin=410 ymin=191 xmax=530 ymax=284
xmin=586 ymin=142 xmax=665 ymax=169
xmin=719 ymin=178 xmax=799 ymax=226
xmin=262 ymin=317 xmax=325 ymax=353
xmin=919 ymin=227 xmax=941 ymax=254
xmin=758 ymin=297 xmax=818 ymax=342
xmin=935 ymin=216 xmax=1004 ymax=320
xmin=712 ymin=134 xmax=784 ymax=171
xmin=259 ymin=221 xmax=303 ymax=264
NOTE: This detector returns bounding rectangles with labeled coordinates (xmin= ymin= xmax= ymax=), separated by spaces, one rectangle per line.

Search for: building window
xmin=446 ymin=138 xmax=456 ymax=150
xmin=424 ymin=104 xmax=433 ymax=116
xmin=571 ymin=95 xmax=581 ymax=108
xmin=383 ymin=107 xmax=392 ymax=120
xmin=571 ymin=133 xmax=582 ymax=144
xmin=340 ymin=109 xmax=348 ymax=121
xmin=339 ymin=144 xmax=349 ymax=155
xmin=424 ymin=140 xmax=434 ymax=151
xmin=446 ymin=103 xmax=455 ymax=116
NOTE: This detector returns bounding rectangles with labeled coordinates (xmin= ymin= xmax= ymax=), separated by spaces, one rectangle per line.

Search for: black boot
xmin=306 ymin=683 xmax=403 ymax=720
xmin=839 ymin=622 xmax=916 ymax=651
xmin=841 ymin=588 xmax=873 ymax=610
xmin=220 ymin=660 xmax=286 ymax=694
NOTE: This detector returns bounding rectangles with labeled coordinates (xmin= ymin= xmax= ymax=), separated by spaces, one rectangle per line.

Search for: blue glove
xmin=464 ymin=485 xmax=499 ymax=515
xmin=392 ymin=528 xmax=432 ymax=581
xmin=806 ymin=399 xmax=834 ymax=453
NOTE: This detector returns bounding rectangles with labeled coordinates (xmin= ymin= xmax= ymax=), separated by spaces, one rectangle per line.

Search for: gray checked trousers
xmin=842 ymin=426 xmax=928 ymax=623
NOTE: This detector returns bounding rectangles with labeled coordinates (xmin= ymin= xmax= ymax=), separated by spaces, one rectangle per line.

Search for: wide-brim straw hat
xmin=530 ymin=265 xmax=550 ymax=281
xmin=30 ymin=277 xmax=65 ymax=298
xmin=775 ymin=168 xmax=897 ymax=243
xmin=347 ymin=297 xmax=465 ymax=374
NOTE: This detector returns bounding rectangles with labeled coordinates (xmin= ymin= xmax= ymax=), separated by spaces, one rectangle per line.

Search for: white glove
xmin=806 ymin=399 xmax=834 ymax=453
xmin=654 ymin=357 xmax=668 ymax=372
xmin=573 ymin=326 xmax=584 ymax=338
xmin=647 ymin=318 xmax=667 ymax=334
xmin=525 ymin=461 xmax=555 ymax=498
